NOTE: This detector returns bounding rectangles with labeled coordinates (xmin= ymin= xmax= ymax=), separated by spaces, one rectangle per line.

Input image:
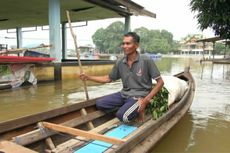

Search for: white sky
xmin=132 ymin=0 xmax=215 ymax=39
xmin=0 ymin=0 xmax=215 ymax=49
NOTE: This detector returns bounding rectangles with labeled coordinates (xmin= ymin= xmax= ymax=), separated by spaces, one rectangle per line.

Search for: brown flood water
xmin=0 ymin=57 xmax=230 ymax=153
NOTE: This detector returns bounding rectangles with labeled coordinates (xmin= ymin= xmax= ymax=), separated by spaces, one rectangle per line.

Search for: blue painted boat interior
xmin=74 ymin=124 xmax=137 ymax=153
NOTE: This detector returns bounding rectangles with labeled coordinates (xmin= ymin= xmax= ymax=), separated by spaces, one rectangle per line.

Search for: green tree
xmin=161 ymin=30 xmax=173 ymax=46
xmin=104 ymin=21 xmax=124 ymax=54
xmin=134 ymin=27 xmax=150 ymax=52
xmin=92 ymin=21 xmax=124 ymax=54
xmin=92 ymin=21 xmax=178 ymax=54
xmin=215 ymin=42 xmax=226 ymax=55
xmin=134 ymin=28 xmax=175 ymax=54
xmin=171 ymin=40 xmax=180 ymax=53
xmin=190 ymin=0 xmax=230 ymax=39
xmin=92 ymin=28 xmax=106 ymax=52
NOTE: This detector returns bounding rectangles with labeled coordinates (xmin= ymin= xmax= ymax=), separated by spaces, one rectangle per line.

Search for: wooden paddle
xmin=66 ymin=10 xmax=94 ymax=129
xmin=41 ymin=122 xmax=125 ymax=145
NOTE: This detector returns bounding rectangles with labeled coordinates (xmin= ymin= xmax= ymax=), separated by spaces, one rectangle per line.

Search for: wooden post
xmin=202 ymin=42 xmax=205 ymax=59
xmin=66 ymin=10 xmax=94 ymax=130
xmin=45 ymin=137 xmax=55 ymax=150
xmin=37 ymin=122 xmax=56 ymax=150
xmin=41 ymin=122 xmax=125 ymax=145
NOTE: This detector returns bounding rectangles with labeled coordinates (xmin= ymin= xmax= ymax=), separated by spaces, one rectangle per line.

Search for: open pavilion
xmin=0 ymin=0 xmax=156 ymax=81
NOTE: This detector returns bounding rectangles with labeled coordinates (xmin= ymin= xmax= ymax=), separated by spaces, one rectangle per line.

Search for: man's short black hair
xmin=124 ymin=32 xmax=140 ymax=43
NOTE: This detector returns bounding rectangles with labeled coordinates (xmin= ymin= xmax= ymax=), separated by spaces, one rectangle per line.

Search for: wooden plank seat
xmin=51 ymin=118 xmax=121 ymax=153
xmin=0 ymin=141 xmax=37 ymax=153
xmin=12 ymin=111 xmax=105 ymax=146
xmin=53 ymin=116 xmax=152 ymax=153
xmin=40 ymin=122 xmax=126 ymax=145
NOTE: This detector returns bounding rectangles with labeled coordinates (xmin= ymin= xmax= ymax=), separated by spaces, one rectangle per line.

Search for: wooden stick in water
xmin=66 ymin=10 xmax=94 ymax=129
xmin=66 ymin=10 xmax=89 ymax=100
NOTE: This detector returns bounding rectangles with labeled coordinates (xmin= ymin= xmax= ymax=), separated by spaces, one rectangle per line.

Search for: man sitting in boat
xmin=80 ymin=32 xmax=164 ymax=122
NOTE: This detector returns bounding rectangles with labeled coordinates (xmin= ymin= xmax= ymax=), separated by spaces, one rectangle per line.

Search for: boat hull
xmin=0 ymin=68 xmax=195 ymax=153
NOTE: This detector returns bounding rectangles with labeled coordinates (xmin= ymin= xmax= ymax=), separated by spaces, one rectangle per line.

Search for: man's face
xmin=121 ymin=36 xmax=138 ymax=55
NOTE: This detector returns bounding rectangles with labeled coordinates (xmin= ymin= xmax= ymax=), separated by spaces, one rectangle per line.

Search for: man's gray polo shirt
xmin=109 ymin=53 xmax=160 ymax=98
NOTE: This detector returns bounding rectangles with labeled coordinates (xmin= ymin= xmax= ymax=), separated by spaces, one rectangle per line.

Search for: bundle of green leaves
xmin=145 ymin=87 xmax=169 ymax=120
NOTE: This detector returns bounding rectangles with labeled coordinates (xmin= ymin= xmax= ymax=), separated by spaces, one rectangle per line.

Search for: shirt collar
xmin=122 ymin=51 xmax=140 ymax=64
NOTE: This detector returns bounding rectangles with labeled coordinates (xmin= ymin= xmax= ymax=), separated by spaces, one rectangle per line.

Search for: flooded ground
xmin=0 ymin=57 xmax=230 ymax=152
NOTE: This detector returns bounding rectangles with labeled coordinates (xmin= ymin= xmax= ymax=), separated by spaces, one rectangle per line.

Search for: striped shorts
xmin=95 ymin=92 xmax=139 ymax=123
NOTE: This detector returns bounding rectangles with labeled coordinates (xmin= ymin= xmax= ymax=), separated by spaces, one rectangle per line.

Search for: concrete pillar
xmin=49 ymin=0 xmax=62 ymax=81
xmin=16 ymin=27 xmax=22 ymax=48
xmin=54 ymin=62 xmax=62 ymax=81
xmin=62 ymin=22 xmax=67 ymax=60
xmin=124 ymin=16 xmax=130 ymax=34
xmin=49 ymin=0 xmax=62 ymax=62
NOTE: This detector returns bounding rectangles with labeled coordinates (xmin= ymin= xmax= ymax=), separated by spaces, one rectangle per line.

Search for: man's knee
xmin=116 ymin=110 xmax=137 ymax=123
xmin=116 ymin=103 xmax=139 ymax=123
xmin=95 ymin=100 xmax=104 ymax=110
xmin=116 ymin=111 xmax=124 ymax=122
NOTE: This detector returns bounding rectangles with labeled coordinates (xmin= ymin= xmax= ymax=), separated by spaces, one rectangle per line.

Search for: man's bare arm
xmin=138 ymin=77 xmax=164 ymax=113
xmin=80 ymin=73 xmax=112 ymax=83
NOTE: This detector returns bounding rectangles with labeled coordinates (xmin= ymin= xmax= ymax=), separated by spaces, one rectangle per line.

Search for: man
xmin=80 ymin=32 xmax=164 ymax=122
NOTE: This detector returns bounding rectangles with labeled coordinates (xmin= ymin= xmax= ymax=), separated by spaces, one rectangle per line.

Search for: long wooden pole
xmin=66 ymin=11 xmax=89 ymax=100
xmin=41 ymin=122 xmax=125 ymax=145
xmin=66 ymin=10 xmax=94 ymax=129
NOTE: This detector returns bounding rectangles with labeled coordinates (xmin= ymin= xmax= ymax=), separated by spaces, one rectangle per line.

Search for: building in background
xmin=179 ymin=35 xmax=213 ymax=56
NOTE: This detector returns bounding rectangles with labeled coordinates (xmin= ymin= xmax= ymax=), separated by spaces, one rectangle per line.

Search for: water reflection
xmin=0 ymin=83 xmax=67 ymax=121
xmin=200 ymin=62 xmax=230 ymax=80
xmin=153 ymin=112 xmax=194 ymax=152
xmin=185 ymin=115 xmax=230 ymax=153
xmin=0 ymin=76 xmax=121 ymax=121
xmin=67 ymin=81 xmax=122 ymax=103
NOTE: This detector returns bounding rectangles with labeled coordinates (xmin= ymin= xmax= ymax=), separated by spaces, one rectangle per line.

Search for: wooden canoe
xmin=0 ymin=67 xmax=195 ymax=153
